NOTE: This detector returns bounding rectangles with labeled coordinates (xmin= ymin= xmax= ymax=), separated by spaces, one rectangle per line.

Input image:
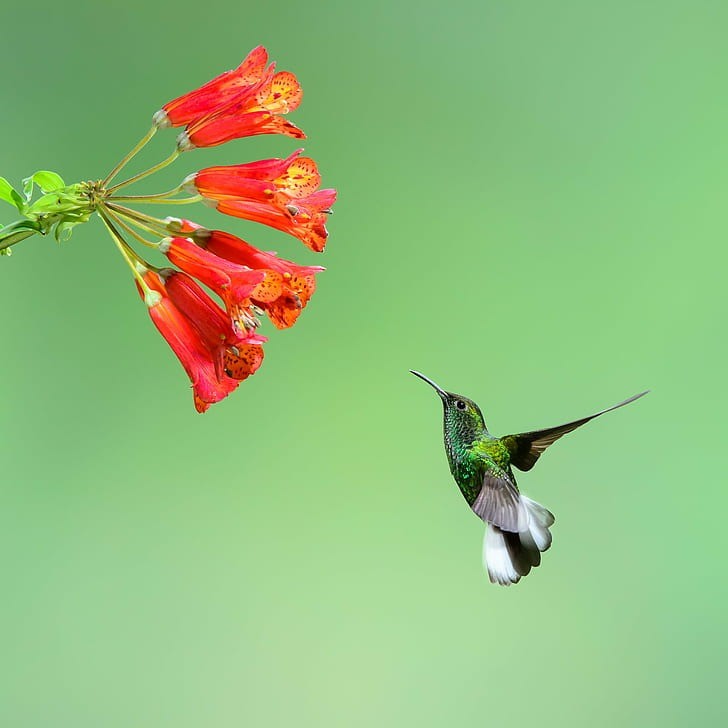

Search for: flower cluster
xmin=0 ymin=46 xmax=335 ymax=412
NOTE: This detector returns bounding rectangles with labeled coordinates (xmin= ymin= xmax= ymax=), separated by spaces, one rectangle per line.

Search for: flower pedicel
xmin=0 ymin=46 xmax=336 ymax=412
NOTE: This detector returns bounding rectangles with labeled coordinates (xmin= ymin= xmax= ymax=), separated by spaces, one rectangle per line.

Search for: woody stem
xmin=100 ymin=126 xmax=158 ymax=187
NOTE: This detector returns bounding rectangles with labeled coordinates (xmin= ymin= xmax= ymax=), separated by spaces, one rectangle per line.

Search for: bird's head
xmin=410 ymin=370 xmax=487 ymax=445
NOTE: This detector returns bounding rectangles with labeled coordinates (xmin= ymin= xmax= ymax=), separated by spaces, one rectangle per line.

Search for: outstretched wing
xmin=502 ymin=391 xmax=648 ymax=472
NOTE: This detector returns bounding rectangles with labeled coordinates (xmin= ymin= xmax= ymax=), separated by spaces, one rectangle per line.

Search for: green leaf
xmin=53 ymin=217 xmax=87 ymax=243
xmin=0 ymin=177 xmax=25 ymax=212
xmin=31 ymin=170 xmax=65 ymax=193
xmin=27 ymin=191 xmax=80 ymax=215
xmin=23 ymin=169 xmax=66 ymax=202
xmin=21 ymin=171 xmax=67 ymax=203
xmin=0 ymin=222 xmax=8 ymax=255
xmin=22 ymin=175 xmax=34 ymax=201
xmin=0 ymin=219 xmax=42 ymax=254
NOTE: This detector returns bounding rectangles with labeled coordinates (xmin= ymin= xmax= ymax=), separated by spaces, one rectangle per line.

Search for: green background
xmin=1 ymin=1 xmax=725 ymax=726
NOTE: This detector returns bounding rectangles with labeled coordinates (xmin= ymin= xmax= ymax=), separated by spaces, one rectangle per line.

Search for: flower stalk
xmin=106 ymin=148 xmax=180 ymax=193
xmin=96 ymin=207 xmax=158 ymax=304
xmin=100 ymin=125 xmax=158 ymax=187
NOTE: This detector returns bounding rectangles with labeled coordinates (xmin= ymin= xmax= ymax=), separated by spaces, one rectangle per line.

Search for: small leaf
xmin=0 ymin=219 xmax=42 ymax=254
xmin=32 ymin=170 xmax=65 ymax=193
xmin=54 ymin=219 xmax=83 ymax=243
xmin=22 ymin=171 xmax=67 ymax=202
xmin=27 ymin=191 xmax=80 ymax=215
xmin=0 ymin=177 xmax=25 ymax=212
xmin=22 ymin=175 xmax=34 ymax=201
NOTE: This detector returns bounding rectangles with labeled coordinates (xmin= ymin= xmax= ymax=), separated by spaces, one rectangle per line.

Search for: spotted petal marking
xmin=251 ymin=271 xmax=284 ymax=303
xmin=279 ymin=156 xmax=321 ymax=198
xmin=224 ymin=344 xmax=265 ymax=380
xmin=263 ymin=71 xmax=303 ymax=114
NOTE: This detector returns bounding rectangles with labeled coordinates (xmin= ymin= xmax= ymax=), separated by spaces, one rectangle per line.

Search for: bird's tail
xmin=483 ymin=496 xmax=555 ymax=586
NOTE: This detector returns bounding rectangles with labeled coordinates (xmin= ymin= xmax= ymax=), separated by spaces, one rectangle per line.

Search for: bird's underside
xmin=465 ymin=452 xmax=554 ymax=585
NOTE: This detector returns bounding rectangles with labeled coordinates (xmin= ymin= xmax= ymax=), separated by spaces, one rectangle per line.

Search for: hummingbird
xmin=411 ymin=371 xmax=648 ymax=586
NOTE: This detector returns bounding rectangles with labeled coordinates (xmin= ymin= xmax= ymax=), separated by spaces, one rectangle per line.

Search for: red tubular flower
xmin=220 ymin=342 xmax=266 ymax=382
xmin=164 ymin=216 xmax=202 ymax=235
xmin=158 ymin=236 xmax=269 ymax=335
xmin=100 ymin=46 xmax=336 ymax=412
xmin=136 ymin=270 xmax=240 ymax=413
xmin=187 ymin=150 xmax=335 ymax=250
xmin=188 ymin=149 xmax=322 ymax=203
xmin=154 ymin=46 xmax=270 ymax=128
xmin=194 ymin=229 xmax=324 ymax=329
xmin=214 ymin=188 xmax=336 ymax=252
xmin=178 ymin=69 xmax=306 ymax=150
xmin=161 ymin=269 xmax=266 ymax=380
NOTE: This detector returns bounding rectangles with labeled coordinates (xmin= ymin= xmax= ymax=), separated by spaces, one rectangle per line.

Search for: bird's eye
xmin=456 ymin=400 xmax=467 ymax=410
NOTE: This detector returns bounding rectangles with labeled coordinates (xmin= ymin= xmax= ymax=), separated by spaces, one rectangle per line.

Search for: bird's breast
xmin=446 ymin=452 xmax=483 ymax=507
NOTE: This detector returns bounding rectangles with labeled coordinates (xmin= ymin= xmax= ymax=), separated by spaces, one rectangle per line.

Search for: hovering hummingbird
xmin=411 ymin=371 xmax=647 ymax=586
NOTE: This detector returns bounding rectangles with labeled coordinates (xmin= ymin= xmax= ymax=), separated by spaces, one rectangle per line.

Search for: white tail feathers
xmin=483 ymin=496 xmax=555 ymax=586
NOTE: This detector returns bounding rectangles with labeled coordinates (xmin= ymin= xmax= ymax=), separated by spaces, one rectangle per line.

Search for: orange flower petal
xmin=277 ymin=156 xmax=321 ymax=198
xmin=250 ymin=270 xmax=284 ymax=303
xmin=224 ymin=344 xmax=265 ymax=380
xmin=258 ymin=71 xmax=303 ymax=114
xmin=235 ymin=46 xmax=271 ymax=87
xmin=181 ymin=110 xmax=305 ymax=149
xmin=263 ymin=273 xmax=318 ymax=329
xmin=138 ymin=272 xmax=240 ymax=412
xmin=158 ymin=46 xmax=269 ymax=128
xmin=214 ymin=197 xmax=331 ymax=252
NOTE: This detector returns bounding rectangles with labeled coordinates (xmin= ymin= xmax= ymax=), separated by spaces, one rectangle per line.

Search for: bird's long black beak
xmin=410 ymin=370 xmax=447 ymax=398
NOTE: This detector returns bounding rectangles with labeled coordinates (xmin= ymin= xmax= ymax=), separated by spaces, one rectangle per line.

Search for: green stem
xmin=109 ymin=194 xmax=202 ymax=206
xmin=108 ymin=183 xmax=185 ymax=202
xmin=105 ymin=202 xmax=170 ymax=235
xmin=97 ymin=208 xmax=156 ymax=300
xmin=103 ymin=205 xmax=160 ymax=248
xmin=107 ymin=149 xmax=180 ymax=193
xmin=0 ymin=220 xmax=41 ymax=252
xmin=100 ymin=126 xmax=157 ymax=187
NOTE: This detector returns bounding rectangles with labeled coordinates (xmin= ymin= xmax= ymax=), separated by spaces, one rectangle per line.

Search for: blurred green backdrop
xmin=1 ymin=1 xmax=725 ymax=726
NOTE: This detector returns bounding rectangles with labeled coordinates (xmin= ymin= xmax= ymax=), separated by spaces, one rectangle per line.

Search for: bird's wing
xmin=502 ymin=391 xmax=648 ymax=472
xmin=469 ymin=454 xmax=521 ymax=532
